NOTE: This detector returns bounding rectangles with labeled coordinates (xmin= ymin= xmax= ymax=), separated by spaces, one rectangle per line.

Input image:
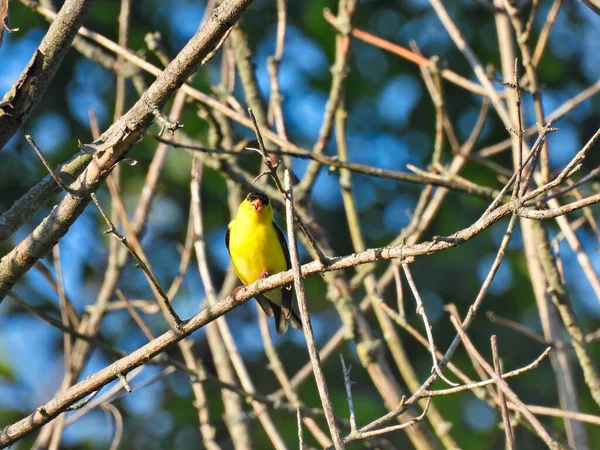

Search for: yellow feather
xmin=227 ymin=195 xmax=287 ymax=305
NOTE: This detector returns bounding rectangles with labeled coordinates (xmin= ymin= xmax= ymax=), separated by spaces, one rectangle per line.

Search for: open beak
xmin=250 ymin=199 xmax=264 ymax=212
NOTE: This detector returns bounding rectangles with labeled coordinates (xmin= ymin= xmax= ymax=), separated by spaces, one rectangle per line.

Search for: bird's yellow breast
xmin=228 ymin=219 xmax=288 ymax=287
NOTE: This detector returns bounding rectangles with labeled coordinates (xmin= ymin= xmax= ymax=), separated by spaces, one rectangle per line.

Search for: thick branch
xmin=0 ymin=0 xmax=98 ymax=149
xmin=0 ymin=0 xmax=254 ymax=301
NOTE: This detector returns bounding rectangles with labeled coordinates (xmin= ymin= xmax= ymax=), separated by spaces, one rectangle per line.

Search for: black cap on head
xmin=247 ymin=192 xmax=269 ymax=205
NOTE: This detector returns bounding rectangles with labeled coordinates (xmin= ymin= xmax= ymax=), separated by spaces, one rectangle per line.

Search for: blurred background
xmin=0 ymin=0 xmax=599 ymax=448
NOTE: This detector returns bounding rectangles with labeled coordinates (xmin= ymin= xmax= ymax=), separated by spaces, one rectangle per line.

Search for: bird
xmin=225 ymin=192 xmax=302 ymax=335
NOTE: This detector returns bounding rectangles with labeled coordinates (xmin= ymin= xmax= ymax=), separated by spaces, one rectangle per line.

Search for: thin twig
xmin=154 ymin=133 xmax=501 ymax=200
xmin=329 ymin=399 xmax=431 ymax=447
xmin=532 ymin=0 xmax=564 ymax=66
xmin=258 ymin=309 xmax=333 ymax=447
xmin=340 ymin=355 xmax=357 ymax=434
xmin=115 ymin=290 xmax=155 ymax=341
xmin=448 ymin=313 xmax=564 ymax=449
xmin=491 ymin=336 xmax=515 ymax=449
xmin=89 ymin=191 xmax=183 ymax=327
xmin=327 ymin=14 xmax=488 ymax=97
xmin=393 ymin=265 xmax=405 ymax=319
xmin=284 ymin=169 xmax=345 ymax=450
xmin=298 ymin=0 xmax=357 ymax=196
xmin=478 ymin=80 xmax=600 ymax=158
xmin=422 ymin=346 xmax=552 ymax=397
xmin=52 ymin=245 xmax=73 ymax=372
xmin=248 ymin=107 xmax=330 ymax=265
xmin=102 ymin=403 xmax=124 ymax=450
xmin=515 ymin=404 xmax=600 ymax=426
xmin=191 ymin=156 xmax=278 ymax=450
xmin=402 ymin=262 xmax=457 ymax=387
xmin=297 ymin=408 xmax=304 ymax=450
xmin=26 ymin=135 xmax=76 ymax=195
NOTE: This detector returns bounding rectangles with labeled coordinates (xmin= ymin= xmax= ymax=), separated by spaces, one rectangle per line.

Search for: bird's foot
xmin=258 ymin=269 xmax=270 ymax=279
xmin=231 ymin=285 xmax=245 ymax=300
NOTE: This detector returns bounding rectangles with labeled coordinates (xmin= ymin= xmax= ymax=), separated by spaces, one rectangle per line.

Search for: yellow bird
xmin=226 ymin=192 xmax=302 ymax=335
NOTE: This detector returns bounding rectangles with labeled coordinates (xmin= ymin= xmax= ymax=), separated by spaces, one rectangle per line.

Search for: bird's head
xmin=241 ymin=192 xmax=273 ymax=221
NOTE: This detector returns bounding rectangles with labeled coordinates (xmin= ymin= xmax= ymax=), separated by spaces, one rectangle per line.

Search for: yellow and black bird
xmin=225 ymin=192 xmax=302 ymax=335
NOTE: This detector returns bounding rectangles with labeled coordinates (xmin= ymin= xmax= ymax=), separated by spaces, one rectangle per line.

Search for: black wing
xmin=273 ymin=221 xmax=294 ymax=319
xmin=225 ymin=224 xmax=231 ymax=254
xmin=273 ymin=221 xmax=291 ymax=271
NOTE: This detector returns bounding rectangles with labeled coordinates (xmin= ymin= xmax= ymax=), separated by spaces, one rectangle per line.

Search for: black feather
xmin=272 ymin=221 xmax=294 ymax=318
xmin=247 ymin=192 xmax=270 ymax=205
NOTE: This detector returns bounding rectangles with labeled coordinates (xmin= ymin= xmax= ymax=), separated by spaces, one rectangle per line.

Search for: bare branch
xmin=284 ymin=169 xmax=345 ymax=449
xmin=0 ymin=0 xmax=256 ymax=302
xmin=448 ymin=313 xmax=564 ymax=449
xmin=0 ymin=0 xmax=98 ymax=149
xmin=491 ymin=336 xmax=515 ymax=449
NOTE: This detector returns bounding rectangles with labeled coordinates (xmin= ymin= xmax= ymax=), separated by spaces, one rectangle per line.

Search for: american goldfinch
xmin=226 ymin=192 xmax=302 ymax=335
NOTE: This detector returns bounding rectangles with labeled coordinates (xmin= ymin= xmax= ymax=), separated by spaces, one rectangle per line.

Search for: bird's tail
xmin=274 ymin=305 xmax=302 ymax=336
xmin=289 ymin=307 xmax=302 ymax=330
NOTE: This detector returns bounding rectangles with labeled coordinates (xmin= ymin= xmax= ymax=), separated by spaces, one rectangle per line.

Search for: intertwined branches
xmin=0 ymin=0 xmax=599 ymax=449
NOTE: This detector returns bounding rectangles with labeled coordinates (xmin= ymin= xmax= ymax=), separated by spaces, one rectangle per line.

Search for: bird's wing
xmin=255 ymin=294 xmax=275 ymax=317
xmin=273 ymin=305 xmax=289 ymax=336
xmin=273 ymin=221 xmax=291 ymax=270
xmin=273 ymin=221 xmax=294 ymax=319
xmin=225 ymin=221 xmax=233 ymax=254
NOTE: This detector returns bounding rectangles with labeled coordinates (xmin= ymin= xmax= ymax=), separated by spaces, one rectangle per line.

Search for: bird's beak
xmin=250 ymin=199 xmax=264 ymax=212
